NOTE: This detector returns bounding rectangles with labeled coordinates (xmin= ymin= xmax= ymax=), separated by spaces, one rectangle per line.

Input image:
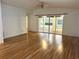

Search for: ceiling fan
xmin=40 ymin=2 xmax=44 ymax=8
xmin=38 ymin=2 xmax=48 ymax=8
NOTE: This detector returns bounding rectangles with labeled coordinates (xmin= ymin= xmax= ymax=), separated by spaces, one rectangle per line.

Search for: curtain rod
xmin=35 ymin=13 xmax=68 ymax=16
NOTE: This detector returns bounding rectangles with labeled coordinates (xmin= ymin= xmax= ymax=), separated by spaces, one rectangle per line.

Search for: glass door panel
xmin=49 ymin=17 xmax=53 ymax=33
xmin=49 ymin=16 xmax=56 ymax=34
xmin=38 ymin=17 xmax=44 ymax=32
xmin=43 ymin=16 xmax=49 ymax=33
xmin=56 ymin=16 xmax=63 ymax=34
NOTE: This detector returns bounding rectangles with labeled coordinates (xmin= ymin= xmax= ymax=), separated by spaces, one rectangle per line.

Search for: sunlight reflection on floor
xmin=39 ymin=33 xmax=63 ymax=52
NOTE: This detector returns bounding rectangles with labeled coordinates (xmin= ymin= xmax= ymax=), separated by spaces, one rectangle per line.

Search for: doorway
xmin=38 ymin=15 xmax=64 ymax=35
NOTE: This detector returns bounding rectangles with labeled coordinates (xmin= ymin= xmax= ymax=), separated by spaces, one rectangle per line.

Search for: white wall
xmin=0 ymin=0 xmax=4 ymax=43
xmin=29 ymin=8 xmax=79 ymax=37
xmin=2 ymin=3 xmax=28 ymax=39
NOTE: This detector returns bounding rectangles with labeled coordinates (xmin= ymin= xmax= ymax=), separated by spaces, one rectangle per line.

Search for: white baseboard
xmin=4 ymin=32 xmax=27 ymax=39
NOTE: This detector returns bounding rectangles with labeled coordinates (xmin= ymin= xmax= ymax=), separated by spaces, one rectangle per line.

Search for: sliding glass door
xmin=38 ymin=16 xmax=49 ymax=33
xmin=38 ymin=15 xmax=64 ymax=34
xmin=38 ymin=17 xmax=44 ymax=32
xmin=43 ymin=16 xmax=49 ymax=33
xmin=56 ymin=16 xmax=63 ymax=34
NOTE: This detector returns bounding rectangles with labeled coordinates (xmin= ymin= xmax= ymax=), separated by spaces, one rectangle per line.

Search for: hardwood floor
xmin=0 ymin=32 xmax=79 ymax=59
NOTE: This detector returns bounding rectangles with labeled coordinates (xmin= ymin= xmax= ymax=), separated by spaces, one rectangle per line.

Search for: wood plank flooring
xmin=0 ymin=32 xmax=79 ymax=59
